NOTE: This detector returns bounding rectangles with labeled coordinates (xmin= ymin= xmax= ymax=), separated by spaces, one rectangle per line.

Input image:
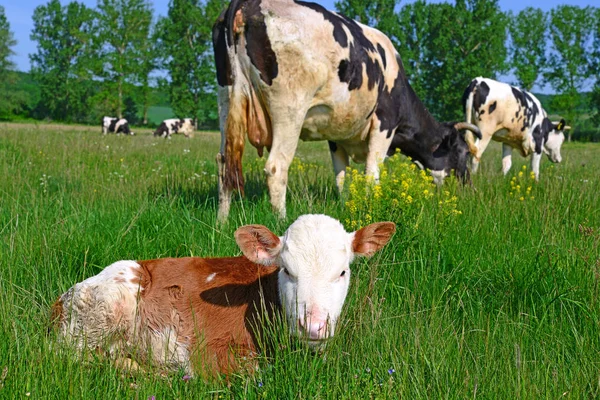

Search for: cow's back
xmin=220 ymin=0 xmax=399 ymax=141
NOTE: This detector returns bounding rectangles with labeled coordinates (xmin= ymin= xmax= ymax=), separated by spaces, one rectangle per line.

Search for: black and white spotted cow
xmin=153 ymin=118 xmax=194 ymax=138
xmin=212 ymin=0 xmax=482 ymax=221
xmin=102 ymin=116 xmax=134 ymax=135
xmin=462 ymin=77 xmax=566 ymax=180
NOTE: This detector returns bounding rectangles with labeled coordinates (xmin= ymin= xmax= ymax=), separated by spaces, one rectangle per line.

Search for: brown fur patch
xmin=135 ymin=257 xmax=280 ymax=376
xmin=49 ymin=297 xmax=64 ymax=331
xmin=352 ymin=222 xmax=396 ymax=257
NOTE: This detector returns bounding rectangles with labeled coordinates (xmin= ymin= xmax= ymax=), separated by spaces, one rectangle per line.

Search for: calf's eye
xmin=340 ymin=270 xmax=346 ymax=277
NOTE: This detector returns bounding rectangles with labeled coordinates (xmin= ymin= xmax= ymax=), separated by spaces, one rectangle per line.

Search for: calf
xmin=154 ymin=118 xmax=194 ymax=138
xmin=462 ymin=77 xmax=566 ymax=179
xmin=102 ymin=116 xmax=134 ymax=135
xmin=212 ymin=0 xmax=481 ymax=221
xmin=50 ymin=214 xmax=395 ymax=376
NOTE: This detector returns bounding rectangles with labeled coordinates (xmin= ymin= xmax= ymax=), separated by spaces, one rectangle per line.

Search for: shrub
xmin=508 ymin=165 xmax=536 ymax=201
xmin=342 ymin=152 xmax=461 ymax=231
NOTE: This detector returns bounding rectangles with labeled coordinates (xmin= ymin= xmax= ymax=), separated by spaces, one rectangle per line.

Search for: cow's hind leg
xmin=329 ymin=141 xmax=349 ymax=192
xmin=217 ymin=85 xmax=235 ymax=223
xmin=217 ymin=152 xmax=232 ymax=222
xmin=502 ymin=144 xmax=513 ymax=175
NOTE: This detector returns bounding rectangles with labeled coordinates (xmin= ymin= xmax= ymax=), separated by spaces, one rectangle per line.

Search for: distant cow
xmin=212 ymin=0 xmax=481 ymax=221
xmin=102 ymin=116 xmax=134 ymax=135
xmin=462 ymin=77 xmax=566 ymax=179
xmin=154 ymin=118 xmax=194 ymax=138
xmin=50 ymin=214 xmax=395 ymax=376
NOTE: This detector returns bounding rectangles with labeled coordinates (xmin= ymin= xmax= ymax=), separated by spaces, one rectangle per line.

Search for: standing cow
xmin=154 ymin=118 xmax=195 ymax=138
xmin=462 ymin=77 xmax=566 ymax=180
xmin=102 ymin=116 xmax=134 ymax=135
xmin=212 ymin=0 xmax=481 ymax=221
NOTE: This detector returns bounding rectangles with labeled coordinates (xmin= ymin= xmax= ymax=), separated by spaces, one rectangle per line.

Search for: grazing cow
xmin=212 ymin=0 xmax=481 ymax=221
xmin=50 ymin=214 xmax=395 ymax=376
xmin=102 ymin=116 xmax=134 ymax=135
xmin=154 ymin=118 xmax=195 ymax=138
xmin=462 ymin=77 xmax=566 ymax=179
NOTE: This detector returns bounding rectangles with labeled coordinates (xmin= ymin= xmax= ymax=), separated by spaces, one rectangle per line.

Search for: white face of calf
xmin=544 ymin=119 xmax=566 ymax=163
xmin=235 ymin=214 xmax=395 ymax=344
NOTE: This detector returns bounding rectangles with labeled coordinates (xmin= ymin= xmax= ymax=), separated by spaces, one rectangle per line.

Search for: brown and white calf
xmin=50 ymin=214 xmax=395 ymax=376
xmin=462 ymin=77 xmax=566 ymax=180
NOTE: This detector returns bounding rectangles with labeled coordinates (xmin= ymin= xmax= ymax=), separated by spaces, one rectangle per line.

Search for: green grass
xmin=0 ymin=123 xmax=599 ymax=398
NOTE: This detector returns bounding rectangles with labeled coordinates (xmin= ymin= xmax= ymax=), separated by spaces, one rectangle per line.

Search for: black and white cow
xmin=462 ymin=77 xmax=566 ymax=180
xmin=102 ymin=116 xmax=134 ymax=135
xmin=212 ymin=0 xmax=481 ymax=221
xmin=153 ymin=118 xmax=194 ymax=138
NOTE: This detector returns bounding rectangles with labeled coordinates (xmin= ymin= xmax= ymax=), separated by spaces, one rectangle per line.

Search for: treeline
xmin=0 ymin=0 xmax=224 ymax=127
xmin=0 ymin=1 xmax=599 ymax=136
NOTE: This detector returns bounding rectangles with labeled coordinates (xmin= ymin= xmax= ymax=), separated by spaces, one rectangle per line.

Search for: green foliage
xmin=508 ymin=8 xmax=547 ymax=91
xmin=122 ymin=95 xmax=140 ymax=125
xmin=159 ymin=0 xmax=225 ymax=127
xmin=545 ymin=6 xmax=596 ymax=140
xmin=1 ymin=124 xmax=600 ymax=397
xmin=30 ymin=0 xmax=98 ymax=122
xmin=334 ymin=0 xmax=401 ymax=47
xmin=96 ymin=0 xmax=154 ymax=119
xmin=414 ymin=0 xmax=508 ymax=121
xmin=346 ymin=0 xmax=508 ymax=122
xmin=0 ymin=6 xmax=28 ymax=120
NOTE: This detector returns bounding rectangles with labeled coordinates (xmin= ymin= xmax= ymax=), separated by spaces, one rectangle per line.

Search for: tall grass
xmin=0 ymin=123 xmax=598 ymax=398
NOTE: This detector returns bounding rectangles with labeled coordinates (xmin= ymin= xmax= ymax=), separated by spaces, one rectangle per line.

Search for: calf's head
xmin=430 ymin=122 xmax=482 ymax=185
xmin=235 ymin=214 xmax=395 ymax=344
xmin=543 ymin=118 xmax=566 ymax=163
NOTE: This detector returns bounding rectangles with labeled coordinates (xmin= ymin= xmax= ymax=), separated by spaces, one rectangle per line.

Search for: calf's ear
xmin=351 ymin=222 xmax=396 ymax=257
xmin=556 ymin=119 xmax=566 ymax=131
xmin=235 ymin=225 xmax=282 ymax=265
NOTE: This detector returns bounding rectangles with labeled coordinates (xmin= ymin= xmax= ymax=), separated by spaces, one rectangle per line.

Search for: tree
xmin=159 ymin=0 xmax=225 ymax=127
xmin=134 ymin=21 xmax=160 ymax=125
xmin=591 ymin=8 xmax=600 ymax=127
xmin=545 ymin=6 xmax=595 ymax=140
xmin=30 ymin=0 xmax=98 ymax=122
xmin=508 ymin=7 xmax=547 ymax=91
xmin=0 ymin=6 xmax=27 ymax=119
xmin=399 ymin=0 xmax=508 ymax=121
xmin=96 ymin=0 xmax=154 ymax=118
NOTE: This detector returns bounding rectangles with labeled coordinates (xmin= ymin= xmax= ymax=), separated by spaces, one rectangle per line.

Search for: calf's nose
xmin=298 ymin=318 xmax=326 ymax=340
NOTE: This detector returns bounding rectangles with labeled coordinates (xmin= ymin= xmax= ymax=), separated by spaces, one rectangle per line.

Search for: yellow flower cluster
xmin=343 ymin=151 xmax=461 ymax=229
xmin=509 ymin=165 xmax=536 ymax=201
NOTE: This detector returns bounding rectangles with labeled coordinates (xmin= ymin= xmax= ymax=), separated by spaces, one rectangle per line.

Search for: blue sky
xmin=4 ymin=0 xmax=595 ymax=74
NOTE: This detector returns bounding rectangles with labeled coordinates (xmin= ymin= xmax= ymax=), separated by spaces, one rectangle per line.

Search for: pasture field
xmin=0 ymin=122 xmax=599 ymax=399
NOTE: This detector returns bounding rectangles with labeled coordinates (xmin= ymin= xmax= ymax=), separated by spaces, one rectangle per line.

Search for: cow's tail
xmin=222 ymin=90 xmax=247 ymax=195
xmin=462 ymin=80 xmax=479 ymax=155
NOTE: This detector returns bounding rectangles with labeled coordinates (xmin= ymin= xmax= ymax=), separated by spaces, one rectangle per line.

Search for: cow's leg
xmin=501 ymin=144 xmax=513 ymax=175
xmin=468 ymin=139 xmax=481 ymax=173
xmin=530 ymin=151 xmax=542 ymax=181
xmin=216 ymin=86 xmax=233 ymax=223
xmin=264 ymin=118 xmax=304 ymax=219
xmin=364 ymin=122 xmax=393 ymax=183
xmin=329 ymin=141 xmax=349 ymax=192
xmin=216 ymin=153 xmax=231 ymax=222
xmin=471 ymin=134 xmax=493 ymax=174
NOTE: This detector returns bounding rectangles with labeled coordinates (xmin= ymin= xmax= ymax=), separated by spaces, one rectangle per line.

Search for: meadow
xmin=0 ymin=122 xmax=599 ymax=399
